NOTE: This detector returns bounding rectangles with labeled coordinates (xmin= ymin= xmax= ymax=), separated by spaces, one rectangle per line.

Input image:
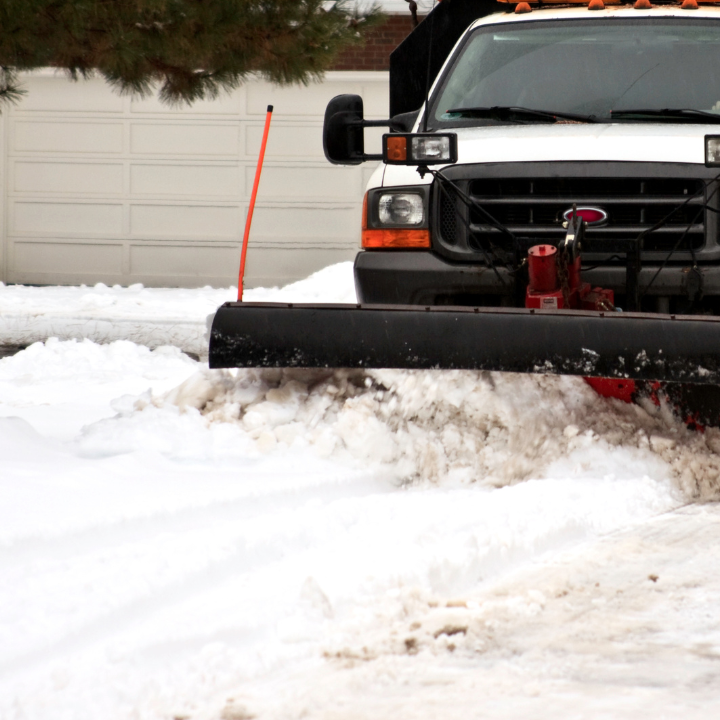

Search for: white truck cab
xmin=209 ymin=1 xmax=720 ymax=424
xmin=324 ymin=2 xmax=720 ymax=314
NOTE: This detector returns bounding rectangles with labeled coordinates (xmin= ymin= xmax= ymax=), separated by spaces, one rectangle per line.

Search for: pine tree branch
xmin=0 ymin=68 xmax=25 ymax=105
xmin=0 ymin=0 xmax=384 ymax=108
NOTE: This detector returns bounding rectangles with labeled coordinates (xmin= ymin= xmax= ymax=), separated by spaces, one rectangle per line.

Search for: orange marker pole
xmin=238 ymin=104 xmax=273 ymax=301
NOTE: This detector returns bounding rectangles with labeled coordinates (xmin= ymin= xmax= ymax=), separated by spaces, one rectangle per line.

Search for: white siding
xmin=0 ymin=71 xmax=389 ymax=287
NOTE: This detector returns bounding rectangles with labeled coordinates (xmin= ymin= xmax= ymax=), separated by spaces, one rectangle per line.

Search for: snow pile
xmin=0 ymin=336 xmax=195 ymax=386
xmin=0 ymin=337 xmax=198 ymax=442
xmin=243 ymin=262 xmax=357 ymax=304
xmin=3 ymin=262 xmax=720 ymax=720
xmin=0 ymin=262 xmax=356 ymax=356
xmin=139 ymin=365 xmax=720 ymax=500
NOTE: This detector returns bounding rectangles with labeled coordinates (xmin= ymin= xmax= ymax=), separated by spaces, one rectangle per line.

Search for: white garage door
xmin=0 ymin=70 xmax=389 ymax=288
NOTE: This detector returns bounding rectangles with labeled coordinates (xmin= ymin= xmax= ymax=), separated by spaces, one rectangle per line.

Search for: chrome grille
xmin=438 ymin=176 xmax=706 ymax=254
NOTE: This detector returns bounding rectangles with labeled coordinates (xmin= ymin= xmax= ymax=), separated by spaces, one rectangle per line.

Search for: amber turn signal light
xmin=385 ymin=137 xmax=408 ymax=162
xmin=362 ymin=229 xmax=431 ymax=248
xmin=382 ymin=133 xmax=458 ymax=166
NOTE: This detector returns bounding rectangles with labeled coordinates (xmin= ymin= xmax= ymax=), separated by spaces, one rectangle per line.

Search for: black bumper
xmin=210 ymin=301 xmax=720 ymax=385
xmin=354 ymin=250 xmax=514 ymax=305
xmin=354 ymin=250 xmax=720 ymax=306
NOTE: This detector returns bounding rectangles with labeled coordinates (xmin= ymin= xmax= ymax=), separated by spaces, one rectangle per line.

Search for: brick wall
xmin=331 ymin=14 xmax=426 ymax=71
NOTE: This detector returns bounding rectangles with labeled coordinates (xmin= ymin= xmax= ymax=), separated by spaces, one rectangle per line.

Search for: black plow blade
xmin=209 ymin=303 xmax=720 ymax=385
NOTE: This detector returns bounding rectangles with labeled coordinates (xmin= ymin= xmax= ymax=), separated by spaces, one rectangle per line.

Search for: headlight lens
xmin=378 ymin=193 xmax=424 ymax=225
xmin=411 ymin=136 xmax=452 ymax=162
xmin=382 ymin=133 xmax=457 ymax=165
xmin=707 ymin=135 xmax=720 ymax=166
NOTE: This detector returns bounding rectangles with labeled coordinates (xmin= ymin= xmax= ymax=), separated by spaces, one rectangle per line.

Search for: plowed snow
xmin=1 ymin=263 xmax=720 ymax=720
xmin=159 ymin=366 xmax=720 ymax=499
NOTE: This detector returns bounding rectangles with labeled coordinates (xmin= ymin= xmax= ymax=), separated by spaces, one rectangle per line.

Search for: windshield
xmin=430 ymin=18 xmax=720 ymax=126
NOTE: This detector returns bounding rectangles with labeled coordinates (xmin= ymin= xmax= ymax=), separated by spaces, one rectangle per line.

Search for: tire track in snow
xmin=0 ymin=471 xmax=391 ymax=677
xmin=247 ymin=504 xmax=720 ymax=720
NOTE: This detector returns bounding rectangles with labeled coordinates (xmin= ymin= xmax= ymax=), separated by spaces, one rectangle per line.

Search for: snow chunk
xmin=133 ymin=366 xmax=720 ymax=499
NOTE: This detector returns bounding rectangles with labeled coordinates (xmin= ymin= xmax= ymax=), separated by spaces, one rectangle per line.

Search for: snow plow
xmin=210 ymin=0 xmax=720 ymax=427
xmin=210 ymin=302 xmax=720 ymax=385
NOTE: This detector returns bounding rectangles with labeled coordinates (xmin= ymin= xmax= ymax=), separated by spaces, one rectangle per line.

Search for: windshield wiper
xmin=445 ymin=106 xmax=600 ymax=124
xmin=610 ymin=108 xmax=720 ymax=124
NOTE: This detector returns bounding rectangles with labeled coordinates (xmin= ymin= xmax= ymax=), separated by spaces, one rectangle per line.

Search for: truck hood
xmin=381 ymin=123 xmax=715 ymax=188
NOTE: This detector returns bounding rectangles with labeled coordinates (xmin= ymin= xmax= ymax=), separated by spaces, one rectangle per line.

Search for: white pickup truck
xmin=326 ymin=0 xmax=720 ymax=315
xmin=209 ymin=0 xmax=720 ymax=425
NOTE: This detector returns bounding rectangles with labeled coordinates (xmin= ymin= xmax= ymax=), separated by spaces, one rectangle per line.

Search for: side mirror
xmin=323 ymin=95 xmax=414 ymax=165
xmin=323 ymin=94 xmax=366 ymax=165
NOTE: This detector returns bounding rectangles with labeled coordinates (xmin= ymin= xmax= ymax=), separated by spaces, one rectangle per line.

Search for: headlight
xmin=707 ymin=135 xmax=720 ymax=166
xmin=363 ymin=186 xmax=430 ymax=247
xmin=378 ymin=193 xmax=425 ymax=225
xmin=382 ymin=133 xmax=458 ymax=165
xmin=412 ymin=136 xmax=452 ymax=162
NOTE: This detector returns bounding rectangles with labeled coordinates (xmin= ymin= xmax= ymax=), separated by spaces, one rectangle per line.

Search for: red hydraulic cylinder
xmin=526 ymin=244 xmax=564 ymax=310
xmin=568 ymin=255 xmax=582 ymax=291
xmin=528 ymin=244 xmax=558 ymax=292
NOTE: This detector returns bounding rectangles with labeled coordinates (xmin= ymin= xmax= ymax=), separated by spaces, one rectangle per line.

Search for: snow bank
xmin=0 ymin=262 xmax=356 ymax=356
xmin=8 ymin=337 xmax=683 ymax=720
xmin=0 ymin=337 xmax=198 ymax=442
xmin=119 ymin=365 xmax=720 ymax=500
xmin=3 ymin=262 xmax=720 ymax=720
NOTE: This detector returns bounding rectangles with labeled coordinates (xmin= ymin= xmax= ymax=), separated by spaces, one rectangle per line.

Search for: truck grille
xmin=438 ymin=176 xmax=706 ymax=254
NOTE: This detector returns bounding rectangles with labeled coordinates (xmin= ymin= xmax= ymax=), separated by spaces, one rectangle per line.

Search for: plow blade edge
xmin=209 ymin=303 xmax=720 ymax=384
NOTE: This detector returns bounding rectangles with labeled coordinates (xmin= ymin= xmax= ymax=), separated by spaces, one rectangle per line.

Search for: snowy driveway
xmin=1 ymin=264 xmax=720 ymax=720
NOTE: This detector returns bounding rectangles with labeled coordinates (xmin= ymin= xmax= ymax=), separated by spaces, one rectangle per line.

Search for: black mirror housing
xmin=323 ymin=94 xmax=366 ymax=165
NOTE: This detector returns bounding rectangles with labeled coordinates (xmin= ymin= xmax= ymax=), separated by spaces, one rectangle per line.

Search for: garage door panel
xmin=14 ymin=121 xmax=124 ymax=154
xmin=246 ymin=124 xmax=324 ymax=159
xmin=247 ymin=81 xmax=369 ymax=117
xmin=4 ymin=73 xmax=388 ymax=287
xmin=244 ymin=247 xmax=356 ymax=286
xmin=251 ymin=206 xmax=358 ymax=243
xmin=246 ymin=74 xmax=390 ymax=119
xmin=131 ymin=124 xmax=241 ymax=156
xmin=17 ymin=76 xmax=125 ymax=113
xmin=14 ymin=162 xmax=124 ymax=195
xmin=130 ymin=90 xmax=243 ymax=116
xmin=130 ymin=204 xmax=241 ymax=239
xmin=13 ymin=202 xmax=124 ymax=235
xmin=130 ymin=245 xmax=240 ymax=277
xmin=361 ymin=80 xmax=391 ymax=118
xmin=254 ymin=166 xmax=362 ymax=200
xmin=130 ymin=165 xmax=242 ymax=198
xmin=14 ymin=242 xmax=123 ymax=274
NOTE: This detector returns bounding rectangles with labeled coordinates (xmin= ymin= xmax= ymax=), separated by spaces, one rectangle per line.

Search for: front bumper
xmin=354 ymin=250 xmax=720 ymax=305
xmin=210 ymin=300 xmax=720 ymax=384
xmin=355 ymin=250 xmax=514 ymax=305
